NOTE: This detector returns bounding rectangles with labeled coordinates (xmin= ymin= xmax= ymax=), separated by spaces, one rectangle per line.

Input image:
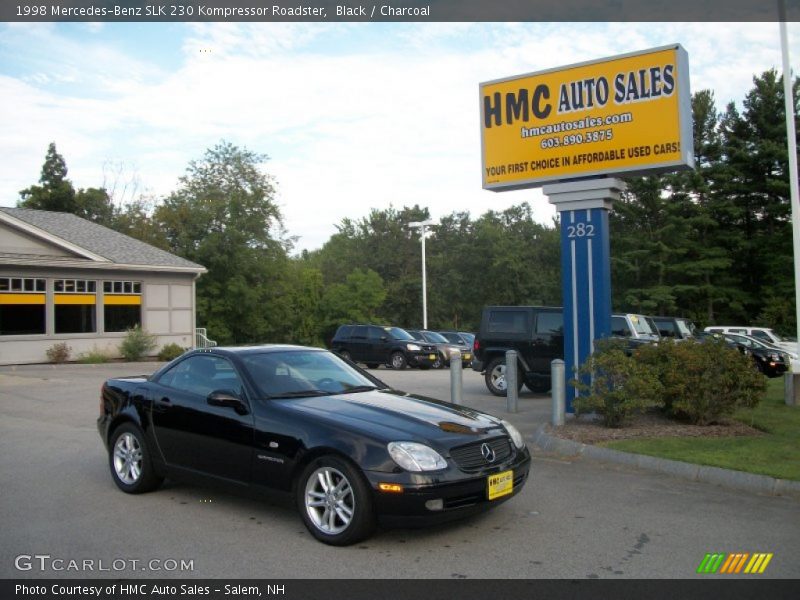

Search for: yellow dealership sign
xmin=480 ymin=44 xmax=694 ymax=190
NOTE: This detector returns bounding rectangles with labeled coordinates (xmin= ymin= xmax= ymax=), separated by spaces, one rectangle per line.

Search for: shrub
xmin=119 ymin=326 xmax=158 ymax=361
xmin=636 ymin=338 xmax=765 ymax=425
xmin=45 ymin=342 xmax=71 ymax=364
xmin=78 ymin=347 xmax=111 ymax=364
xmin=158 ymin=343 xmax=187 ymax=362
xmin=572 ymin=339 xmax=663 ymax=427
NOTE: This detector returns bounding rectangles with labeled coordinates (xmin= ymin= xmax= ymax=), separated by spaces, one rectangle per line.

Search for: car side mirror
xmin=207 ymin=390 xmax=249 ymax=415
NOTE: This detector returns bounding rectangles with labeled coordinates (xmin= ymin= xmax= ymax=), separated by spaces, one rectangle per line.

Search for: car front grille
xmin=449 ymin=436 xmax=513 ymax=472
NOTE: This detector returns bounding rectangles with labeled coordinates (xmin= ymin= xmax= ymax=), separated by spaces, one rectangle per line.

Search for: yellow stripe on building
xmin=54 ymin=294 xmax=96 ymax=305
xmin=0 ymin=293 xmax=45 ymax=305
xmin=104 ymin=295 xmax=141 ymax=305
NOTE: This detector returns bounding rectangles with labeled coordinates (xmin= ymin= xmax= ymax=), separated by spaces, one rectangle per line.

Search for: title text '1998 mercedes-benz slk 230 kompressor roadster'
xmin=97 ymin=345 xmax=531 ymax=545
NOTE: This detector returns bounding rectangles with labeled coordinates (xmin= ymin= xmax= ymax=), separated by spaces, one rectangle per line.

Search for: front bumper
xmin=365 ymin=447 xmax=531 ymax=526
xmin=764 ymin=361 xmax=789 ymax=378
xmin=408 ymin=352 xmax=437 ymax=368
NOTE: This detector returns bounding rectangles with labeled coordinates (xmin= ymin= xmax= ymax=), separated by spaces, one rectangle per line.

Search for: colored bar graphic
xmin=697 ymin=553 xmax=773 ymax=574
xmin=697 ymin=553 xmax=725 ymax=574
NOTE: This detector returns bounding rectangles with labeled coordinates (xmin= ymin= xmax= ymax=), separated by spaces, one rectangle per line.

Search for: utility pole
xmin=409 ymin=220 xmax=435 ymax=329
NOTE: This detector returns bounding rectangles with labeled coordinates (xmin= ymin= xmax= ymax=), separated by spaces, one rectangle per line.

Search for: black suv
xmin=472 ymin=306 xmax=564 ymax=396
xmin=330 ymin=324 xmax=438 ymax=369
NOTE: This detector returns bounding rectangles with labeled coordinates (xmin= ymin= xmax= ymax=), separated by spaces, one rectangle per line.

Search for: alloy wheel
xmin=113 ymin=432 xmax=143 ymax=485
xmin=303 ymin=466 xmax=355 ymax=535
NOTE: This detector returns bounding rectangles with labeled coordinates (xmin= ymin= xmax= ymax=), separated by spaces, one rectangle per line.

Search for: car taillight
xmin=473 ymin=339 xmax=480 ymax=351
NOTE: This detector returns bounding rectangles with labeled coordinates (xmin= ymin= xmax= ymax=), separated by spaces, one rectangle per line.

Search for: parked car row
xmin=471 ymin=306 xmax=791 ymax=397
xmin=330 ymin=324 xmax=476 ymax=370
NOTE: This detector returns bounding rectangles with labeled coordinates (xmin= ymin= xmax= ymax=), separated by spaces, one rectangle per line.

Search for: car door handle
xmin=159 ymin=396 xmax=171 ymax=404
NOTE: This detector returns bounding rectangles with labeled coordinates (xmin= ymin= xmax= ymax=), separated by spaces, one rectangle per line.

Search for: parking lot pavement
xmin=1 ymin=362 xmax=799 ymax=579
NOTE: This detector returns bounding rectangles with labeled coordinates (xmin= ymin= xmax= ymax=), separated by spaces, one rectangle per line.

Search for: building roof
xmin=0 ymin=207 xmax=205 ymax=273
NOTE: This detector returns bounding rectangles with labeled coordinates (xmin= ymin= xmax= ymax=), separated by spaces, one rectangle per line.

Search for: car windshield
xmin=423 ymin=331 xmax=449 ymax=343
xmin=677 ymin=319 xmax=695 ymax=336
xmin=441 ymin=332 xmax=467 ymax=344
xmin=726 ymin=334 xmax=766 ymax=350
xmin=386 ymin=327 xmax=414 ymax=341
xmin=629 ymin=315 xmax=656 ymax=335
xmin=241 ymin=350 xmax=382 ymax=399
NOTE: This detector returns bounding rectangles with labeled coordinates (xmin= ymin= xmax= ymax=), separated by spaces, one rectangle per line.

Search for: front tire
xmin=431 ymin=353 xmax=444 ymax=369
xmin=109 ymin=423 xmax=163 ymax=494
xmin=390 ymin=351 xmax=407 ymax=370
xmin=296 ymin=456 xmax=376 ymax=546
xmin=484 ymin=357 xmax=524 ymax=397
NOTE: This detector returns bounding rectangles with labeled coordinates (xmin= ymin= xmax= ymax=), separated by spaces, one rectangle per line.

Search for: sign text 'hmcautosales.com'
xmin=480 ymin=44 xmax=694 ymax=191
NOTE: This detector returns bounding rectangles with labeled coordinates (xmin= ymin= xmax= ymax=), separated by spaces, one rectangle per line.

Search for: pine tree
xmin=18 ymin=142 xmax=77 ymax=213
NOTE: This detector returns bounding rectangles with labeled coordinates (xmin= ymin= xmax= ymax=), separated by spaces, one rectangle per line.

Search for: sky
xmin=0 ymin=20 xmax=797 ymax=253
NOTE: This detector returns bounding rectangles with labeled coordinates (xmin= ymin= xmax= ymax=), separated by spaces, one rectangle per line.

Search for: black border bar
xmin=3 ymin=0 xmax=799 ymax=22
xmin=4 ymin=579 xmax=800 ymax=600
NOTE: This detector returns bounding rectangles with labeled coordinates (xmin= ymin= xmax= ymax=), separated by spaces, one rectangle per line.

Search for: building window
xmin=103 ymin=280 xmax=142 ymax=332
xmin=54 ymin=279 xmax=96 ymax=334
xmin=0 ymin=277 xmax=46 ymax=335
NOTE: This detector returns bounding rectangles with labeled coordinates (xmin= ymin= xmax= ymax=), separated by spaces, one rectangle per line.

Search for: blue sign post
xmin=544 ymin=178 xmax=624 ymax=412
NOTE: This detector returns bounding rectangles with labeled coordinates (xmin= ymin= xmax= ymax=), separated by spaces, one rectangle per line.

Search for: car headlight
xmin=406 ymin=343 xmax=421 ymax=351
xmin=769 ymin=353 xmax=781 ymax=362
xmin=388 ymin=442 xmax=447 ymax=471
xmin=501 ymin=420 xmax=526 ymax=449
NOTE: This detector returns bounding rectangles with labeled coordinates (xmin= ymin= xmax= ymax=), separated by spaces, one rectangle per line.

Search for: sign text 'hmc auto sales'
xmin=480 ymin=45 xmax=694 ymax=190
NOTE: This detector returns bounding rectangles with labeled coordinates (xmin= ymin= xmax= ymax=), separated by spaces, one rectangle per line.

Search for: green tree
xmin=714 ymin=70 xmax=798 ymax=328
xmin=154 ymin=141 xmax=290 ymax=345
xmin=75 ymin=187 xmax=115 ymax=226
xmin=18 ymin=142 xmax=116 ymax=225
xmin=321 ymin=268 xmax=387 ymax=331
xmin=110 ymin=197 xmax=170 ymax=250
xmin=19 ymin=142 xmax=77 ymax=213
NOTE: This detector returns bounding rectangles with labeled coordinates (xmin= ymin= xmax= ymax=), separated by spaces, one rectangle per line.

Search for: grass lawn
xmin=602 ymin=377 xmax=800 ymax=481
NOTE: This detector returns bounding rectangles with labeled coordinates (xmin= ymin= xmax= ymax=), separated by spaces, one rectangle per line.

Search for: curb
xmin=531 ymin=424 xmax=800 ymax=501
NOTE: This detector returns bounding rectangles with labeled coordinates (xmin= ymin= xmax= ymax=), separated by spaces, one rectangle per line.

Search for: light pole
xmin=779 ymin=5 xmax=800 ymax=368
xmin=409 ymin=220 xmax=435 ymax=329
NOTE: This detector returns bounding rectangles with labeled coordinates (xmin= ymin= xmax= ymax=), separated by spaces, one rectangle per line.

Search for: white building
xmin=0 ymin=207 xmax=206 ymax=365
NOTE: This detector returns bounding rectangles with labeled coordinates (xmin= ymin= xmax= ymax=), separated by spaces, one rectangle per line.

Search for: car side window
xmin=611 ymin=316 xmax=630 ymax=337
xmin=488 ymin=310 xmax=529 ymax=334
xmin=535 ymin=312 xmax=563 ymax=336
xmin=367 ymin=326 xmax=384 ymax=340
xmin=750 ymin=331 xmax=770 ymax=343
xmin=158 ymin=355 xmax=244 ymax=399
xmin=352 ymin=326 xmax=368 ymax=340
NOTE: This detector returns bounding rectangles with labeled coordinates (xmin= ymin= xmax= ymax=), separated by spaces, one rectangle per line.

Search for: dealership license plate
xmin=487 ymin=470 xmax=513 ymax=500
xmin=429 ymin=354 xmax=436 ymax=360
xmin=463 ymin=353 xmax=472 ymax=360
